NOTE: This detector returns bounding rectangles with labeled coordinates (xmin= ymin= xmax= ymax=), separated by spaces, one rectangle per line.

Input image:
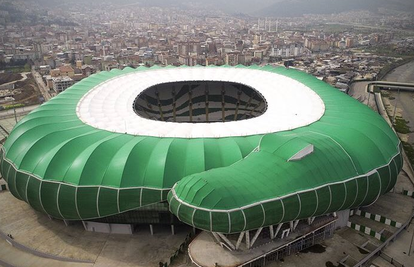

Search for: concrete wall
xmin=335 ymin=209 xmax=350 ymax=229
xmin=110 ymin=224 xmax=134 ymax=234
xmin=82 ymin=221 xmax=133 ymax=234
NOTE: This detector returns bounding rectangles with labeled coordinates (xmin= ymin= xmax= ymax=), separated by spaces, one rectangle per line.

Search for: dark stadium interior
xmin=133 ymin=81 xmax=267 ymax=123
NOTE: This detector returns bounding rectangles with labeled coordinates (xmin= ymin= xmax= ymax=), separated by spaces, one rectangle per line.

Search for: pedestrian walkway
xmin=0 ymin=190 xmax=190 ymax=267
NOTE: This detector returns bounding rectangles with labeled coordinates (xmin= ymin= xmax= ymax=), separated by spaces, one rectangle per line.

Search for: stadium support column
xmin=212 ymin=232 xmax=221 ymax=243
xmin=171 ymin=225 xmax=175 ymax=235
xmin=269 ymin=224 xmax=284 ymax=239
xmin=235 ymin=232 xmax=245 ymax=250
xmin=211 ymin=232 xmax=236 ymax=251
xmin=150 ymin=224 xmax=154 ymax=235
xmin=217 ymin=233 xmax=236 ymax=250
xmin=308 ymin=217 xmax=315 ymax=225
xmin=82 ymin=221 xmax=87 ymax=231
xmin=250 ymin=227 xmax=263 ymax=248
xmin=245 ymin=230 xmax=250 ymax=249
xmin=273 ymin=223 xmax=283 ymax=239
xmin=290 ymin=220 xmax=299 ymax=231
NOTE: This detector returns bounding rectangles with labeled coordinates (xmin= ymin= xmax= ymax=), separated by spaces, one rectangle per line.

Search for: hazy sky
xmin=29 ymin=0 xmax=414 ymax=16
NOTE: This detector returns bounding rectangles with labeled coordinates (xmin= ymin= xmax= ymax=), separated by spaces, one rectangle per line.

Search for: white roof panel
xmin=76 ymin=68 xmax=325 ymax=138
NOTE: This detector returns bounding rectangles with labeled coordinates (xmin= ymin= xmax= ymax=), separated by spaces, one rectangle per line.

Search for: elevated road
xmin=367 ymin=81 xmax=414 ymax=92
xmin=31 ymin=69 xmax=51 ymax=101
xmin=364 ymin=81 xmax=414 ymax=113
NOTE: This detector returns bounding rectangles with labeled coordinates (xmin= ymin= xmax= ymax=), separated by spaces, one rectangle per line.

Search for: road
xmin=368 ymin=61 xmax=414 ymax=266
xmin=349 ymin=61 xmax=414 ymax=125
xmin=348 ymin=81 xmax=378 ymax=111
xmin=31 ymin=69 xmax=51 ymax=101
xmin=384 ymin=61 xmax=414 ymax=145
xmin=384 ymin=61 xmax=414 ymax=83
xmin=387 ymin=90 xmax=414 ymax=138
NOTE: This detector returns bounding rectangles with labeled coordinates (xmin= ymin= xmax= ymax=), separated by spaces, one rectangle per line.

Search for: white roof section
xmin=76 ymin=68 xmax=325 ymax=138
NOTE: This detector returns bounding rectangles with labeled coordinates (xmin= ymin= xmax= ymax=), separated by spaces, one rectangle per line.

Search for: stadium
xmin=0 ymin=65 xmax=402 ymax=246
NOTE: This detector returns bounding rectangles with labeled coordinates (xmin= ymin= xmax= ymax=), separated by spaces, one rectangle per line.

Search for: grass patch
xmin=321 ymin=23 xmax=352 ymax=33
xmin=402 ymin=141 xmax=414 ymax=166
xmin=0 ymin=65 xmax=30 ymax=73
xmin=394 ymin=117 xmax=411 ymax=134
xmin=381 ymin=90 xmax=390 ymax=97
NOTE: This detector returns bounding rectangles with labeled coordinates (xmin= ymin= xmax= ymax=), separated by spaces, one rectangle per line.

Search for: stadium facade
xmin=0 ymin=65 xmax=402 ymax=238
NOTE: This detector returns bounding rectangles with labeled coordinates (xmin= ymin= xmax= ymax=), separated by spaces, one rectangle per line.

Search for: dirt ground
xmin=1 ymin=74 xmax=42 ymax=106
xmin=0 ymin=73 xmax=22 ymax=84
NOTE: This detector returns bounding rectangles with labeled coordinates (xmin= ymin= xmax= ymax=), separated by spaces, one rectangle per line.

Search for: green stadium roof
xmin=0 ymin=65 xmax=402 ymax=233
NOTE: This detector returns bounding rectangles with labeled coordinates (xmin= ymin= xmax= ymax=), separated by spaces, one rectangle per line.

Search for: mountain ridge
xmin=12 ymin=0 xmax=414 ymax=17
